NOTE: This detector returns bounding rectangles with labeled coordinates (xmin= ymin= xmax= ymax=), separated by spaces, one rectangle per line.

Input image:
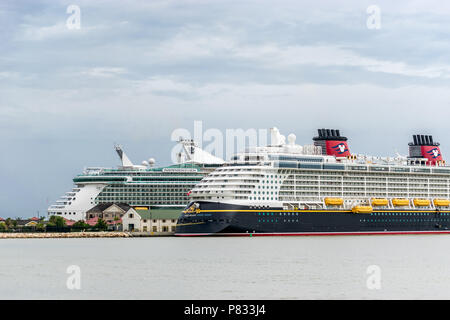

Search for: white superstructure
xmin=189 ymin=128 xmax=450 ymax=211
xmin=48 ymin=139 xmax=224 ymax=221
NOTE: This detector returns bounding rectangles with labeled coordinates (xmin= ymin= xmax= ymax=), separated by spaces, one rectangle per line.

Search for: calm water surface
xmin=1 ymin=235 xmax=449 ymax=299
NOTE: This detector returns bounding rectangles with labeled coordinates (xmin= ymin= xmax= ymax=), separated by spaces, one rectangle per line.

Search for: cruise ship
xmin=176 ymin=128 xmax=450 ymax=236
xmin=48 ymin=139 xmax=224 ymax=221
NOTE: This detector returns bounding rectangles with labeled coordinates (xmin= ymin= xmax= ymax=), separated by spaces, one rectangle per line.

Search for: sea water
xmin=0 ymin=235 xmax=449 ymax=299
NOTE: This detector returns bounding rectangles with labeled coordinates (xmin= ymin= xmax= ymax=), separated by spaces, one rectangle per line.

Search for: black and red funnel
xmin=408 ymin=134 xmax=443 ymax=165
xmin=313 ymin=129 xmax=351 ymax=157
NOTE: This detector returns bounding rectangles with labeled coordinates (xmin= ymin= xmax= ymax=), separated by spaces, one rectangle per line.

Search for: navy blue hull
xmin=175 ymin=201 xmax=450 ymax=236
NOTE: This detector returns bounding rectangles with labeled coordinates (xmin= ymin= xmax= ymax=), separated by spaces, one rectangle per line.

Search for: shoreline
xmin=0 ymin=231 xmax=175 ymax=239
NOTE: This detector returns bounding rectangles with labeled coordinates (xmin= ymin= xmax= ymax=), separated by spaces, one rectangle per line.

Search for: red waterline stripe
xmin=175 ymin=230 xmax=450 ymax=237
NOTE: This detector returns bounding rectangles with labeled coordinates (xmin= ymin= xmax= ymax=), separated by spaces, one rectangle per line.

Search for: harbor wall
xmin=0 ymin=231 xmax=175 ymax=239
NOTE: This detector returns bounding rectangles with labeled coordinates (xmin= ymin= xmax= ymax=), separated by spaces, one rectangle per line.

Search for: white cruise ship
xmin=176 ymin=128 xmax=450 ymax=236
xmin=48 ymin=139 xmax=224 ymax=221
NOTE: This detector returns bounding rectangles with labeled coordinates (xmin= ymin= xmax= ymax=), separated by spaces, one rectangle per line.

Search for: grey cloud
xmin=2 ymin=0 xmax=450 ymax=218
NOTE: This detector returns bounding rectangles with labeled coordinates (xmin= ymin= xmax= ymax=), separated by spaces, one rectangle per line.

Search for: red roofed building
xmin=84 ymin=216 xmax=122 ymax=230
xmin=63 ymin=218 xmax=77 ymax=227
xmin=86 ymin=217 xmax=99 ymax=227
xmin=107 ymin=218 xmax=122 ymax=225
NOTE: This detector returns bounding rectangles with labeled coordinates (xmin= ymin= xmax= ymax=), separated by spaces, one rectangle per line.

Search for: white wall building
xmin=122 ymin=208 xmax=180 ymax=233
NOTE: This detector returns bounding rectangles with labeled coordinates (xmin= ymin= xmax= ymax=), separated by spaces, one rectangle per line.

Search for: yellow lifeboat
xmin=413 ymin=199 xmax=431 ymax=207
xmin=352 ymin=206 xmax=373 ymax=214
xmin=324 ymin=197 xmax=344 ymax=206
xmin=434 ymin=199 xmax=450 ymax=207
xmin=392 ymin=198 xmax=410 ymax=206
xmin=371 ymin=198 xmax=388 ymax=206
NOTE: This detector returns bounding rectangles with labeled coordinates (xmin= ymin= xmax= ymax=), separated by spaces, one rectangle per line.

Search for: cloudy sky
xmin=1 ymin=0 xmax=450 ymax=218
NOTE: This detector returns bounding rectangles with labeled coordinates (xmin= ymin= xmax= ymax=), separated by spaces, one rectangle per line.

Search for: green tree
xmin=36 ymin=223 xmax=46 ymax=232
xmin=5 ymin=218 xmax=12 ymax=228
xmin=72 ymin=220 xmax=89 ymax=230
xmin=94 ymin=218 xmax=108 ymax=231
xmin=0 ymin=222 xmax=6 ymax=232
xmin=49 ymin=216 xmax=66 ymax=228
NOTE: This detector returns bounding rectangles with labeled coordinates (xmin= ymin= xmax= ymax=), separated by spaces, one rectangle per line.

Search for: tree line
xmin=0 ymin=216 xmax=110 ymax=232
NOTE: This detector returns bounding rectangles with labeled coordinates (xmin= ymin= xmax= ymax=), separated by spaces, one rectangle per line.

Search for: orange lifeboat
xmin=352 ymin=206 xmax=373 ymax=214
xmin=392 ymin=198 xmax=410 ymax=206
xmin=371 ymin=198 xmax=388 ymax=206
xmin=324 ymin=198 xmax=344 ymax=206
xmin=434 ymin=199 xmax=450 ymax=207
xmin=413 ymin=199 xmax=430 ymax=207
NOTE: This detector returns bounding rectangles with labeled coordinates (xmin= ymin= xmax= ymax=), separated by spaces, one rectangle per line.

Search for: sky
xmin=1 ymin=0 xmax=450 ymax=218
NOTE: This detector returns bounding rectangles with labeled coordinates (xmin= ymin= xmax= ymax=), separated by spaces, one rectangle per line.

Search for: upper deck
xmin=189 ymin=128 xmax=450 ymax=211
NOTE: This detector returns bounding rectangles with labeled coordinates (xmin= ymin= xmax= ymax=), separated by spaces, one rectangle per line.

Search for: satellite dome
xmin=288 ymin=133 xmax=296 ymax=145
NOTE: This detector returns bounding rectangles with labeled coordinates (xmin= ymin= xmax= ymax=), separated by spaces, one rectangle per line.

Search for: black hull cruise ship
xmin=176 ymin=128 xmax=450 ymax=236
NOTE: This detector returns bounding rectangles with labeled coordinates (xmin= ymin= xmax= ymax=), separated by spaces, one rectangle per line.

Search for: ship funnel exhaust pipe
xmin=313 ymin=128 xmax=351 ymax=157
xmin=408 ymin=134 xmax=443 ymax=165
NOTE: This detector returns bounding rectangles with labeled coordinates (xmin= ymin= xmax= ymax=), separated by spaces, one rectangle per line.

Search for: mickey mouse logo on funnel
xmin=408 ymin=134 xmax=443 ymax=166
xmin=313 ymin=128 xmax=351 ymax=158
